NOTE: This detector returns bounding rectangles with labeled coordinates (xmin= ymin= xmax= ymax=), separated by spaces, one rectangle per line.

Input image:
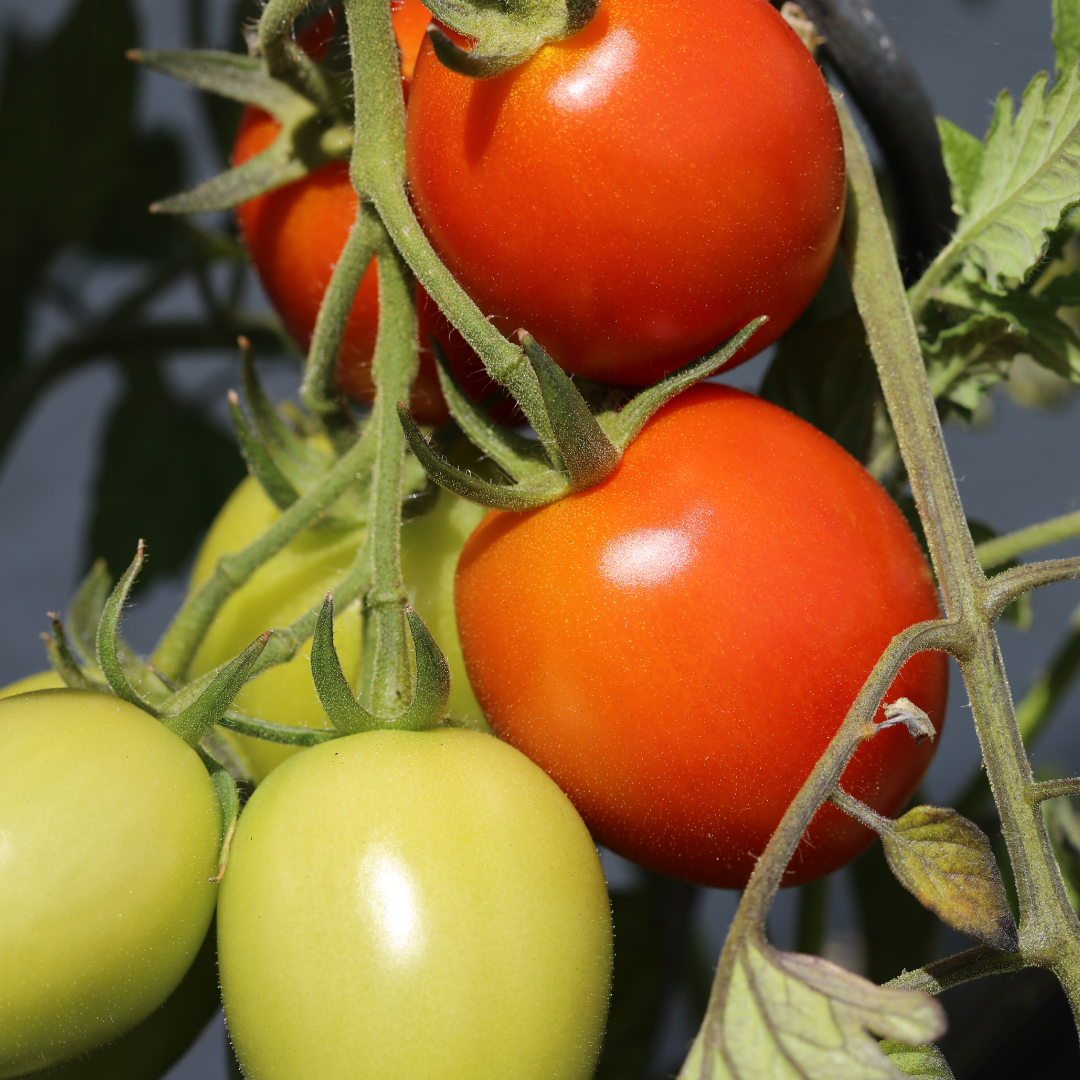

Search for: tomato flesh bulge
xmin=455 ymin=386 xmax=949 ymax=889
xmin=231 ymin=0 xmax=502 ymax=426
xmin=189 ymin=476 xmax=489 ymax=782
xmin=406 ymin=0 xmax=846 ymax=385
xmin=218 ymin=728 xmax=613 ymax=1080
xmin=0 ymin=690 xmax=220 ymax=1078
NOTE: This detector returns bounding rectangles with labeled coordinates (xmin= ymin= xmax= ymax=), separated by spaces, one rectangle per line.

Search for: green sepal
xmin=423 ymin=0 xmax=599 ymax=79
xmin=69 ymin=559 xmax=112 ymax=665
xmin=599 ymin=317 xmax=767 ymax=451
xmin=162 ymin=632 xmax=272 ymax=747
xmin=519 ymin=332 xmax=621 ymax=491
xmin=228 ymin=390 xmax=301 ymax=511
xmin=427 ymin=27 xmax=523 ymax=80
xmin=431 ymin=339 xmax=551 ymax=483
xmin=311 ymin=594 xmax=450 ymax=733
xmin=881 ymin=1040 xmax=955 ymax=1079
xmin=201 ymin=754 xmax=240 ymax=882
xmin=129 ymin=48 xmax=308 ymax=120
xmin=240 ymin=341 xmax=332 ymax=483
xmin=152 ymin=139 xmax=314 ymax=215
xmin=219 ymin=710 xmax=342 ymax=746
xmin=44 ymin=614 xmax=102 ymax=692
xmin=398 ymin=403 xmax=570 ymax=510
xmin=96 ymin=542 xmax=158 ymax=713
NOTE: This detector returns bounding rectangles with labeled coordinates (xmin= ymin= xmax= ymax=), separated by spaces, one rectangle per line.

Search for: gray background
xmin=0 ymin=0 xmax=1074 ymax=1075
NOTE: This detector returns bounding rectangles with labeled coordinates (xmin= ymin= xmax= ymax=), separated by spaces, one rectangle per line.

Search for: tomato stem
xmin=837 ymin=90 xmax=1080 ymax=1020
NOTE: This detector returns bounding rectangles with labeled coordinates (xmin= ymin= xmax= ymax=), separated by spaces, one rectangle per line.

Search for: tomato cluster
xmin=0 ymin=1 xmax=952 ymax=1076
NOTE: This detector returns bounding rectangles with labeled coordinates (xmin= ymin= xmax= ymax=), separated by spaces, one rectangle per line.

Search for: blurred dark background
xmin=0 ymin=0 xmax=1076 ymax=1076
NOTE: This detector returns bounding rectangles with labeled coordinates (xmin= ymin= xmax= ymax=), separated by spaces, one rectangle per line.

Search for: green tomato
xmin=0 ymin=671 xmax=64 ymax=700
xmin=0 ymin=690 xmax=220 ymax=1078
xmin=218 ymin=729 xmax=613 ymax=1080
xmin=190 ymin=477 xmax=487 ymax=781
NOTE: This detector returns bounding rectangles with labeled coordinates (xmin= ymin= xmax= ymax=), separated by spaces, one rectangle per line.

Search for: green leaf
xmin=760 ymin=310 xmax=877 ymax=462
xmin=678 ymin=937 xmax=945 ymax=1080
xmin=1055 ymin=0 xmax=1080 ymax=81
xmin=86 ymin=358 xmax=246 ymax=593
xmin=881 ymin=806 xmax=1018 ymax=952
xmin=952 ymin=67 xmax=1080 ymax=290
xmin=880 ymin=1041 xmax=954 ymax=1080
xmin=936 ymin=118 xmax=984 ymax=218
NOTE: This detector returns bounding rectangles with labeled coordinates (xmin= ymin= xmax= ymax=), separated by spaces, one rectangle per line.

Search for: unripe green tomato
xmin=219 ymin=728 xmax=612 ymax=1080
xmin=0 ymin=670 xmax=64 ymax=699
xmin=0 ymin=690 xmax=220 ymax=1078
xmin=189 ymin=477 xmax=487 ymax=781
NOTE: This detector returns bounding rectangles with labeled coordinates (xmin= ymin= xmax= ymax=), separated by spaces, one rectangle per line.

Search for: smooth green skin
xmin=0 ymin=671 xmax=64 ymax=699
xmin=218 ymin=729 xmax=613 ymax=1080
xmin=22 ymin=923 xmax=220 ymax=1080
xmin=0 ymin=691 xmax=220 ymax=1078
xmin=190 ymin=477 xmax=488 ymax=781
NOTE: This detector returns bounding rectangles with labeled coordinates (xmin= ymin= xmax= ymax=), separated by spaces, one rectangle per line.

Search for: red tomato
xmin=406 ymin=0 xmax=846 ymax=386
xmin=233 ymin=0 xmax=499 ymax=425
xmin=455 ymin=386 xmax=948 ymax=888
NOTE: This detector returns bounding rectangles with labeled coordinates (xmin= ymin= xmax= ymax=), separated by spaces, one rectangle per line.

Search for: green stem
xmin=341 ymin=0 xmax=560 ymax=458
xmin=976 ymin=509 xmax=1080 ymax=570
xmin=151 ymin=425 xmax=377 ymax=681
xmin=358 ymin=236 xmax=417 ymax=716
xmin=299 ymin=198 xmax=382 ymax=450
xmin=887 ymin=944 xmax=1026 ymax=995
xmin=837 ymin=91 xmax=1080 ymax=1016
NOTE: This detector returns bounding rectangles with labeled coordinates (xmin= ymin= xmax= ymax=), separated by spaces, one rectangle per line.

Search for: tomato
xmin=0 ymin=690 xmax=220 ymax=1077
xmin=233 ymin=0 xmax=501 ymax=425
xmin=0 ymin=670 xmax=64 ymax=699
xmin=218 ymin=728 xmax=613 ymax=1079
xmin=406 ymin=0 xmax=846 ymax=385
xmin=190 ymin=476 xmax=488 ymax=782
xmin=455 ymin=386 xmax=949 ymax=889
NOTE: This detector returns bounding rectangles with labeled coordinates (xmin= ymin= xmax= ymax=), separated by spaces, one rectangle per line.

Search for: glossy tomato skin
xmin=0 ymin=691 xmax=220 ymax=1077
xmin=406 ymin=0 xmax=846 ymax=385
xmin=190 ymin=476 xmax=489 ymax=782
xmin=455 ymin=386 xmax=948 ymax=888
xmin=218 ymin=729 xmax=613 ymax=1080
xmin=232 ymin=1 xmax=500 ymax=425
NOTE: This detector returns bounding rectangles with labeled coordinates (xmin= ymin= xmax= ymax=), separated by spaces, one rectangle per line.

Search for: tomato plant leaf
xmin=936 ymin=118 xmax=984 ymax=219
xmin=678 ymin=937 xmax=946 ymax=1080
xmin=1054 ymin=0 xmax=1080 ymax=80
xmin=880 ymin=1040 xmax=954 ymax=1079
xmin=944 ymin=67 xmax=1080 ymax=292
xmin=880 ymin=806 xmax=1019 ymax=952
xmin=760 ymin=309 xmax=876 ymax=462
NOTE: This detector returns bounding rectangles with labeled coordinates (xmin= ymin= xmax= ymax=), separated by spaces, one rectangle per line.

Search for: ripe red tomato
xmin=233 ymin=1 xmax=498 ymax=424
xmin=406 ymin=0 xmax=846 ymax=385
xmin=455 ymin=386 xmax=948 ymax=888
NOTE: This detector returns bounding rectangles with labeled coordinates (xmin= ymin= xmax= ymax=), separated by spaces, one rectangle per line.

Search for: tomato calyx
xmin=129 ymin=44 xmax=352 ymax=215
xmin=309 ymin=593 xmax=450 ymax=732
xmin=423 ymin=0 xmax=600 ymax=79
xmin=399 ymin=317 xmax=766 ymax=511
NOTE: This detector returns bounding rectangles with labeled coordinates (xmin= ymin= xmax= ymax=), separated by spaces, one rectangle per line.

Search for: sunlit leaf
xmin=880 ymin=1040 xmax=954 ymax=1080
xmin=678 ymin=936 xmax=945 ymax=1079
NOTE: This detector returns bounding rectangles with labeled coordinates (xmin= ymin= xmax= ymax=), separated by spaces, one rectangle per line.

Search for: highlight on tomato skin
xmin=231 ymin=0 xmax=501 ymax=426
xmin=405 ymin=0 xmax=847 ymax=387
xmin=454 ymin=385 xmax=949 ymax=890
